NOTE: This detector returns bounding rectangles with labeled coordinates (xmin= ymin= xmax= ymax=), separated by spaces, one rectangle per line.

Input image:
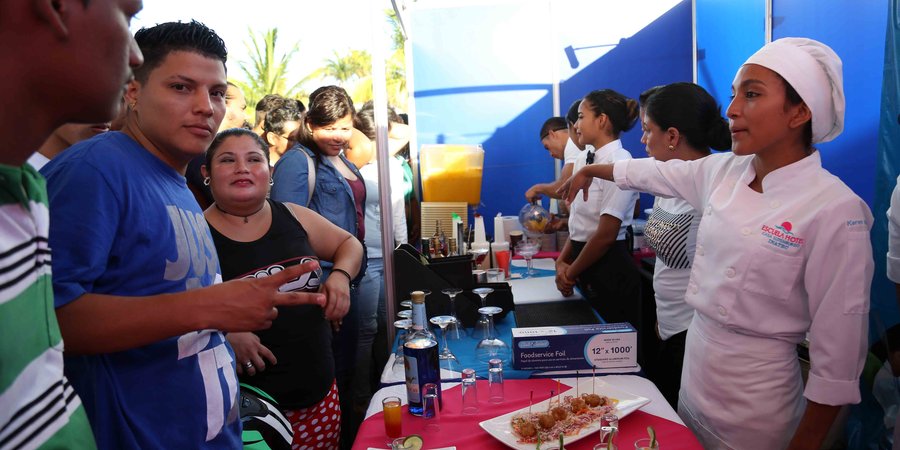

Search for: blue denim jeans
xmin=353 ymin=257 xmax=384 ymax=399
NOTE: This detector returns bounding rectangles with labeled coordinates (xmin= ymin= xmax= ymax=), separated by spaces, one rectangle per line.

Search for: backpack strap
xmin=302 ymin=150 xmax=316 ymax=207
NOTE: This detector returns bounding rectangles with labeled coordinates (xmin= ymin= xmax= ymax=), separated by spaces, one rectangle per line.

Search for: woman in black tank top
xmin=201 ymin=129 xmax=364 ymax=449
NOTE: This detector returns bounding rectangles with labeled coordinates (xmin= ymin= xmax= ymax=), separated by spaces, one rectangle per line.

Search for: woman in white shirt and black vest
xmin=555 ymin=89 xmax=641 ymax=330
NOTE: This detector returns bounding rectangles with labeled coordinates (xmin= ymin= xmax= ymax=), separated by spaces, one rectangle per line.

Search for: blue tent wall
xmin=695 ymin=0 xmax=766 ymax=115
xmin=410 ymin=1 xmax=693 ymax=237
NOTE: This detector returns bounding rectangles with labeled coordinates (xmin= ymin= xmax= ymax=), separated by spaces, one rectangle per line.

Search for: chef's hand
xmin=227 ymin=332 xmax=276 ymax=377
xmin=557 ymin=168 xmax=594 ymax=204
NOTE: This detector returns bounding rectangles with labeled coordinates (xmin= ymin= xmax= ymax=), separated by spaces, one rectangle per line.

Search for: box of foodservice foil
xmin=511 ymin=323 xmax=637 ymax=371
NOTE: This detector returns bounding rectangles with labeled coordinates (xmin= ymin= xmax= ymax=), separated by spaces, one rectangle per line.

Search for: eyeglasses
xmin=540 ymin=127 xmax=568 ymax=140
xmin=586 ymin=151 xmax=595 ymax=164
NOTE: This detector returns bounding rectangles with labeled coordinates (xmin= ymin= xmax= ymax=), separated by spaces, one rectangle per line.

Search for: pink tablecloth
xmin=352 ymin=378 xmax=701 ymax=449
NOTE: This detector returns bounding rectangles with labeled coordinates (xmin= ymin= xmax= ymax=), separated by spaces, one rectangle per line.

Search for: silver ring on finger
xmin=245 ymin=361 xmax=254 ymax=369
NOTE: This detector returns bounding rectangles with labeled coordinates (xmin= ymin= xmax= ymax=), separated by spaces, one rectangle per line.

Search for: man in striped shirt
xmin=0 ymin=0 xmax=144 ymax=448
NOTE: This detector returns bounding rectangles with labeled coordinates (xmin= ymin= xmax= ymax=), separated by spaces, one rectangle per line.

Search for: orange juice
xmin=420 ymin=144 xmax=484 ymax=205
xmin=383 ymin=399 xmax=402 ymax=438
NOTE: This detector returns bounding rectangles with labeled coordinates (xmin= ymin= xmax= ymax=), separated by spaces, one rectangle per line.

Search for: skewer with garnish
xmin=592 ymin=367 xmax=596 ymax=394
xmin=576 ymin=371 xmax=580 ymax=397
xmin=556 ymin=379 xmax=561 ymax=406
xmin=529 ymin=390 xmax=533 ymax=414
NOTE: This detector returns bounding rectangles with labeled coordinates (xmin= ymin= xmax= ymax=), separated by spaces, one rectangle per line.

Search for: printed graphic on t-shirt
xmin=238 ymin=256 xmax=322 ymax=293
xmin=164 ymin=205 xmax=219 ymax=290
xmin=645 ymin=208 xmax=693 ymax=269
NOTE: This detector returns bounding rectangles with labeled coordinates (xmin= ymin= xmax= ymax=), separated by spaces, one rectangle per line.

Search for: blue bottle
xmin=404 ymin=291 xmax=442 ymax=416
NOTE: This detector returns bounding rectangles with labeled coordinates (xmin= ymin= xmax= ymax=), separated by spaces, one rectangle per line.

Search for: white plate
xmin=478 ymin=378 xmax=650 ymax=450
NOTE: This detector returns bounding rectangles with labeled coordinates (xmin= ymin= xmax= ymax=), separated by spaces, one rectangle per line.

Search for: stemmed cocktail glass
xmin=472 ymin=287 xmax=494 ymax=340
xmin=392 ymin=318 xmax=412 ymax=369
xmin=475 ymin=306 xmax=509 ymax=364
xmin=429 ymin=315 xmax=459 ymax=372
xmin=440 ymin=287 xmax=464 ymax=340
xmin=516 ymin=240 xmax=540 ymax=278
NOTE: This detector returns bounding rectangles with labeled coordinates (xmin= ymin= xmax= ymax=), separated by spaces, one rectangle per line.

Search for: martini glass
xmin=392 ymin=318 xmax=412 ymax=369
xmin=515 ymin=240 xmax=540 ymax=278
xmin=400 ymin=299 xmax=412 ymax=309
xmin=475 ymin=306 xmax=509 ymax=364
xmin=440 ymin=287 xmax=465 ymax=340
xmin=429 ymin=315 xmax=459 ymax=372
xmin=472 ymin=287 xmax=494 ymax=340
xmin=397 ymin=309 xmax=412 ymax=319
xmin=470 ymin=247 xmax=489 ymax=269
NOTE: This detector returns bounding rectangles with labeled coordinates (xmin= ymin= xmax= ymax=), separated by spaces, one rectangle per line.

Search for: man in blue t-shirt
xmin=42 ymin=21 xmax=325 ymax=449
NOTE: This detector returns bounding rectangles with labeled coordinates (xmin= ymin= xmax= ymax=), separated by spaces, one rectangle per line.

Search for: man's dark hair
xmin=263 ymin=99 xmax=304 ymax=136
xmin=255 ymin=94 xmax=285 ymax=112
xmin=539 ymin=117 xmax=567 ymax=139
xmin=566 ymin=99 xmax=582 ymax=126
xmin=132 ymin=21 xmax=227 ymax=83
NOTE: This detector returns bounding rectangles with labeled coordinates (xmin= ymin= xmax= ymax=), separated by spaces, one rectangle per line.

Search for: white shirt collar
xmin=589 ymin=139 xmax=623 ymax=163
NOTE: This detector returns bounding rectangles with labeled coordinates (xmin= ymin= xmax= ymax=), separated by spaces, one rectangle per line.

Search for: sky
xmin=131 ymin=0 xmax=399 ymax=89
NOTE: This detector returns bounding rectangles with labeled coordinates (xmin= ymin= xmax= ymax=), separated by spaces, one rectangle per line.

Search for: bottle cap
xmin=411 ymin=290 xmax=425 ymax=303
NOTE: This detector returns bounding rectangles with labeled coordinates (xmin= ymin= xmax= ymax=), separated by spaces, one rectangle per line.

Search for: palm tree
xmin=321 ymin=49 xmax=371 ymax=83
xmin=233 ymin=27 xmax=307 ymax=109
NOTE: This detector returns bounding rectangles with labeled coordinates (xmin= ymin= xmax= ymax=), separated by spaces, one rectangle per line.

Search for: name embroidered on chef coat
xmin=846 ymin=219 xmax=868 ymax=232
xmin=761 ymin=222 xmax=805 ymax=250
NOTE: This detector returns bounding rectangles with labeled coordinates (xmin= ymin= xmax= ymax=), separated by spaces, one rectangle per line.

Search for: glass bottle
xmin=403 ymin=291 xmax=442 ymax=415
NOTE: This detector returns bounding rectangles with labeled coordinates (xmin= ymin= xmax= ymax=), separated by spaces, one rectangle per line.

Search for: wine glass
xmin=429 ymin=315 xmax=459 ymax=372
xmin=469 ymin=246 xmax=489 ymax=268
xmin=472 ymin=287 xmax=494 ymax=340
xmin=475 ymin=306 xmax=509 ymax=364
xmin=515 ymin=240 xmax=540 ymax=278
xmin=392 ymin=319 xmax=413 ymax=369
xmin=440 ymin=288 xmax=465 ymax=340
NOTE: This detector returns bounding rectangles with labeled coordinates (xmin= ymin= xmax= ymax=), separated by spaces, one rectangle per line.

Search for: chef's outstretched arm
xmin=786 ymin=401 xmax=840 ymax=450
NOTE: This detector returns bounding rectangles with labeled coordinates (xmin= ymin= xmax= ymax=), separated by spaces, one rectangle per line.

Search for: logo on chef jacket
xmin=241 ymin=257 xmax=322 ymax=293
xmin=761 ymin=221 xmax=805 ymax=250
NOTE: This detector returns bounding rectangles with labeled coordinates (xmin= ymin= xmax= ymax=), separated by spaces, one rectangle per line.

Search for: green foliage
xmin=233 ymin=8 xmax=408 ymax=112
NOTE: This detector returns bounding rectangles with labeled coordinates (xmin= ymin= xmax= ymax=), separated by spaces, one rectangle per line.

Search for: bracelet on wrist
xmin=331 ymin=268 xmax=353 ymax=283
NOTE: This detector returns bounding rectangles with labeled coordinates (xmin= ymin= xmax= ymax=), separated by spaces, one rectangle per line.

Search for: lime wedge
xmin=403 ymin=434 xmax=424 ymax=450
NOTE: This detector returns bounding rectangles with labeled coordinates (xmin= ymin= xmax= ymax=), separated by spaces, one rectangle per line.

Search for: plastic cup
xmin=494 ymin=250 xmax=510 ymax=278
xmin=488 ymin=358 xmax=504 ymax=403
xmin=634 ymin=438 xmax=659 ymax=450
xmin=382 ymin=396 xmax=402 ymax=439
xmin=600 ymin=413 xmax=618 ymax=442
xmin=461 ymin=368 xmax=479 ymax=414
xmin=422 ymin=383 xmax=440 ymax=431
xmin=486 ymin=268 xmax=504 ymax=283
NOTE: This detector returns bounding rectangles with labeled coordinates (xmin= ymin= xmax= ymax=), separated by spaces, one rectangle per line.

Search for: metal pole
xmin=374 ymin=0 xmax=397 ymax=345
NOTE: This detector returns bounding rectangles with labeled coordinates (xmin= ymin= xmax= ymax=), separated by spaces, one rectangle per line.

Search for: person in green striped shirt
xmin=0 ymin=0 xmax=143 ymax=448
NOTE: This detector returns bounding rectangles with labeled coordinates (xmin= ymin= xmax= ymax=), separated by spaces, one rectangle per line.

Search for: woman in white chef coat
xmin=556 ymin=89 xmax=641 ymax=328
xmin=637 ymin=82 xmax=732 ymax=409
xmin=890 ymin=176 xmax=900 ymax=449
xmin=562 ymin=38 xmax=873 ymax=449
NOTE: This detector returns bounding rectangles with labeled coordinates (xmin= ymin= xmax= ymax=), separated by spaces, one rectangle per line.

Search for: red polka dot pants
xmin=283 ymin=380 xmax=341 ymax=450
